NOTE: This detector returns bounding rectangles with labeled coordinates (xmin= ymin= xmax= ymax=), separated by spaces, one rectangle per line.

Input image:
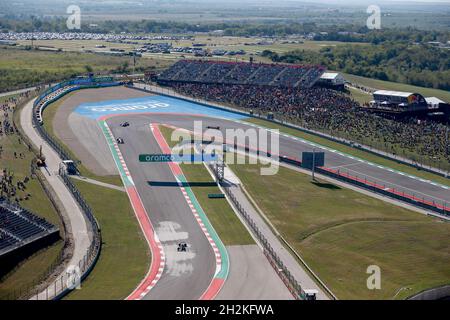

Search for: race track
xmin=50 ymin=86 xmax=450 ymax=300
xmin=105 ymin=113 xmax=450 ymax=205
xmin=108 ymin=121 xmax=216 ymax=299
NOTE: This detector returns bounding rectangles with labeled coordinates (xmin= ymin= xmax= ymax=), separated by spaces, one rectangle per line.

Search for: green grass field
xmin=348 ymin=87 xmax=372 ymax=104
xmin=0 ymin=98 xmax=64 ymax=300
xmin=160 ymin=125 xmax=254 ymax=246
xmin=245 ymin=117 xmax=450 ymax=187
xmin=229 ymin=161 xmax=450 ymax=300
xmin=65 ymin=179 xmax=149 ymax=300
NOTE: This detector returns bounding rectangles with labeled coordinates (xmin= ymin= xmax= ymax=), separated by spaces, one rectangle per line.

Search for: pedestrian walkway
xmin=20 ymin=98 xmax=91 ymax=300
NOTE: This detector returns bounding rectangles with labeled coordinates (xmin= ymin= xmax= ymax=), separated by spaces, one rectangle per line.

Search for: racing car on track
xmin=120 ymin=122 xmax=130 ymax=127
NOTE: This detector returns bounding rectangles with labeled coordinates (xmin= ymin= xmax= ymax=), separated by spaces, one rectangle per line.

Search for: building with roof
xmin=370 ymin=90 xmax=428 ymax=111
xmin=425 ymin=97 xmax=447 ymax=109
xmin=318 ymin=72 xmax=345 ymax=89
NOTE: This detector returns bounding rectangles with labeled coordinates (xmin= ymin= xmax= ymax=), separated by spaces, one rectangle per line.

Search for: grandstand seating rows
xmin=35 ymin=85 xmax=77 ymax=123
xmin=158 ymin=60 xmax=325 ymax=88
xmin=0 ymin=203 xmax=58 ymax=254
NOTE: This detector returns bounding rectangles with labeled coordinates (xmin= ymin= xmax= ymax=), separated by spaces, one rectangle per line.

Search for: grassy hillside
xmin=230 ymin=161 xmax=450 ymax=299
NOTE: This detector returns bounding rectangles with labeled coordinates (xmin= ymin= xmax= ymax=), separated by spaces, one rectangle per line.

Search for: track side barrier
xmin=29 ymin=78 xmax=120 ymax=299
xmin=276 ymin=155 xmax=449 ymax=217
xmin=131 ymin=84 xmax=450 ymax=179
xmin=316 ymin=167 xmax=450 ymax=217
xmin=211 ymin=168 xmax=305 ymax=300
xmin=155 ymin=124 xmax=449 ymax=218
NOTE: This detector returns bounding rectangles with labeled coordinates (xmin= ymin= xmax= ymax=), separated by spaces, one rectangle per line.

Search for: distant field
xmin=232 ymin=40 xmax=369 ymax=55
xmin=348 ymin=87 xmax=372 ymax=104
xmin=0 ymin=47 xmax=170 ymax=92
xmin=230 ymin=160 xmax=450 ymax=300
xmin=17 ymin=40 xmax=138 ymax=52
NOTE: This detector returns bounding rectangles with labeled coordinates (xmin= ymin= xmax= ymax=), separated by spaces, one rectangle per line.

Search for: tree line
xmin=262 ymin=42 xmax=450 ymax=91
xmin=1 ymin=16 xmax=448 ymax=45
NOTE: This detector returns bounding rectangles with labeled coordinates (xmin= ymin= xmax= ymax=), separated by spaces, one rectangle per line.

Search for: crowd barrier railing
xmin=208 ymin=164 xmax=306 ymax=300
xmin=29 ymin=77 xmax=120 ymax=299
xmin=275 ymin=156 xmax=450 ymax=218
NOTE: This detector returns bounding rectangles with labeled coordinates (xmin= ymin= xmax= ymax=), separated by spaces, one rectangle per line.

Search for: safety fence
xmin=38 ymin=170 xmax=102 ymax=300
xmin=209 ymin=164 xmax=305 ymax=300
xmin=276 ymin=156 xmax=450 ymax=218
xmin=317 ymin=167 xmax=450 ymax=217
xmin=27 ymin=78 xmax=117 ymax=299
xmin=5 ymin=93 xmax=70 ymax=300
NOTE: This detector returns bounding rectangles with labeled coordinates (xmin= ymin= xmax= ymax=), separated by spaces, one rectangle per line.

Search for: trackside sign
xmin=140 ymin=154 xmax=173 ymax=162
xmin=139 ymin=154 xmax=218 ymax=163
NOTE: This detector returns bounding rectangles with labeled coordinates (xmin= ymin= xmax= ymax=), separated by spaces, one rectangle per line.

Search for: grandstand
xmin=370 ymin=90 xmax=428 ymax=112
xmin=157 ymin=60 xmax=325 ymax=89
xmin=0 ymin=199 xmax=59 ymax=275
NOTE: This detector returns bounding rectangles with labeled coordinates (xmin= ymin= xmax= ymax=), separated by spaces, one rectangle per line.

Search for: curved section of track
xmin=59 ymin=87 xmax=450 ymax=299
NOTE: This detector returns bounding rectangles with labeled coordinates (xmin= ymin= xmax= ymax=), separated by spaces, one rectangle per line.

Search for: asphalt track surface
xmin=53 ymin=87 xmax=294 ymax=299
xmin=107 ymin=118 xmax=294 ymax=300
xmin=105 ymin=113 xmax=450 ymax=205
xmin=53 ymin=87 xmax=450 ymax=299
xmin=108 ymin=119 xmax=216 ymax=300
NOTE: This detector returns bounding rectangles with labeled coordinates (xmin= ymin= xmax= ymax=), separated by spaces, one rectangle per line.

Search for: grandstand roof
xmin=373 ymin=90 xmax=414 ymax=98
xmin=320 ymin=72 xmax=340 ymax=80
xmin=425 ymin=97 xmax=445 ymax=105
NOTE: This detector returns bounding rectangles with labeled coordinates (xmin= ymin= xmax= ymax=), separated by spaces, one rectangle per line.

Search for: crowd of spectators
xmin=171 ymin=82 xmax=449 ymax=166
xmin=158 ymin=60 xmax=325 ymax=88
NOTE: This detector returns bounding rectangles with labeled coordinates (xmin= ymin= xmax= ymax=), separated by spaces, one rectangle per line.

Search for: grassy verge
xmin=230 ymin=161 xmax=450 ymax=299
xmin=348 ymin=87 xmax=372 ymax=105
xmin=160 ymin=125 xmax=254 ymax=246
xmin=42 ymin=92 xmax=122 ymax=186
xmin=245 ymin=117 xmax=450 ymax=187
xmin=181 ymin=164 xmax=254 ymax=246
xmin=0 ymin=243 xmax=63 ymax=300
xmin=0 ymin=94 xmax=18 ymax=104
xmin=65 ymin=179 xmax=149 ymax=300
xmin=0 ymin=98 xmax=64 ymax=299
